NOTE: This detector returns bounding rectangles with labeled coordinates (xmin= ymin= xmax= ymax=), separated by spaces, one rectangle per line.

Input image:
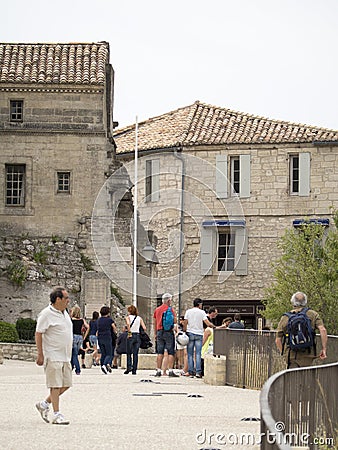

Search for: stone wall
xmin=0 ymin=234 xmax=92 ymax=322
xmin=0 ymin=83 xmax=114 ymax=237
xmin=0 ymin=343 xmax=37 ymax=362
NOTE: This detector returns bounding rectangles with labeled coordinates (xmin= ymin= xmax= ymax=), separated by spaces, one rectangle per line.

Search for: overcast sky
xmin=3 ymin=0 xmax=338 ymax=130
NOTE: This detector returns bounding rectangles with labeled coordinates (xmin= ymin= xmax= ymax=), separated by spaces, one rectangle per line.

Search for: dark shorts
xmin=156 ymin=330 xmax=175 ymax=356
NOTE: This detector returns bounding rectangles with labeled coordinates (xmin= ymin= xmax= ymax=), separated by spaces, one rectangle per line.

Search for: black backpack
xmin=282 ymin=307 xmax=316 ymax=367
xmin=139 ymin=327 xmax=153 ymax=350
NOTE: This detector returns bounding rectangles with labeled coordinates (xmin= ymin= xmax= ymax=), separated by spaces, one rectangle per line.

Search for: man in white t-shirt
xmin=35 ymin=287 xmax=73 ymax=425
xmin=183 ymin=298 xmax=215 ymax=378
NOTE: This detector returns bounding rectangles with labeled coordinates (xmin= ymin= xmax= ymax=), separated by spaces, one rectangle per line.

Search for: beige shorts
xmin=45 ymin=360 xmax=72 ymax=388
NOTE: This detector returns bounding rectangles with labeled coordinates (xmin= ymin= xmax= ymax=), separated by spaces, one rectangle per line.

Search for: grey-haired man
xmin=275 ymin=291 xmax=327 ymax=369
xmin=153 ymin=293 xmax=179 ymax=377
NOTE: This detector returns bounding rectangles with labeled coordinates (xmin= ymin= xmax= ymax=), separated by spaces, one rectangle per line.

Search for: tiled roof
xmin=114 ymin=101 xmax=338 ymax=153
xmin=0 ymin=42 xmax=109 ymax=85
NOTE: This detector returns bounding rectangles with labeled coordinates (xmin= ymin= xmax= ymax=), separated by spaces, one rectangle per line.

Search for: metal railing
xmin=260 ymin=362 xmax=338 ymax=450
xmin=213 ymin=328 xmax=338 ymax=389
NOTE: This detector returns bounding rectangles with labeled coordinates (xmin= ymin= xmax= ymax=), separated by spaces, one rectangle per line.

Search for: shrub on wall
xmin=7 ymin=260 xmax=28 ymax=287
xmin=0 ymin=322 xmax=19 ymax=343
xmin=15 ymin=318 xmax=37 ymax=342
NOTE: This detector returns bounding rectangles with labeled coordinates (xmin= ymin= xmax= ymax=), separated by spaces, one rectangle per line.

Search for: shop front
xmin=202 ymin=299 xmax=265 ymax=329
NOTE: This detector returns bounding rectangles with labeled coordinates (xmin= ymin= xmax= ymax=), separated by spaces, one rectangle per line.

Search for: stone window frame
xmin=217 ymin=229 xmax=236 ymax=271
xmin=56 ymin=171 xmax=71 ymax=194
xmin=0 ymin=157 xmax=33 ymax=216
xmin=5 ymin=163 xmax=26 ymax=206
xmin=230 ymin=156 xmax=240 ymax=195
xmin=10 ymin=99 xmax=24 ymax=122
xmin=216 ymin=154 xmax=250 ymax=199
xmin=288 ymin=152 xmax=310 ymax=197
xmin=200 ymin=221 xmax=248 ymax=276
xmin=145 ymin=158 xmax=160 ymax=202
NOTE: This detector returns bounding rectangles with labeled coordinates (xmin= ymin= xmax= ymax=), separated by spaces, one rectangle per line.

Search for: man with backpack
xmin=275 ymin=291 xmax=327 ymax=369
xmin=153 ymin=293 xmax=179 ymax=377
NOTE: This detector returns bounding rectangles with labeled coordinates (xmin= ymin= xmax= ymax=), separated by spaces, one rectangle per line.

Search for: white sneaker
xmin=101 ymin=365 xmax=108 ymax=374
xmin=52 ymin=413 xmax=70 ymax=425
xmin=35 ymin=401 xmax=49 ymax=423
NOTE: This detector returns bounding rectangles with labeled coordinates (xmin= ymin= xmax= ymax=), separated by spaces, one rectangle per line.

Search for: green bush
xmin=80 ymin=253 xmax=94 ymax=271
xmin=0 ymin=321 xmax=19 ymax=343
xmin=15 ymin=318 xmax=37 ymax=342
xmin=7 ymin=260 xmax=27 ymax=287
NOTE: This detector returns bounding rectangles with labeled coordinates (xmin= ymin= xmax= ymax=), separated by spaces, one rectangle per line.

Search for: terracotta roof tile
xmin=114 ymin=101 xmax=338 ymax=153
xmin=0 ymin=42 xmax=109 ymax=85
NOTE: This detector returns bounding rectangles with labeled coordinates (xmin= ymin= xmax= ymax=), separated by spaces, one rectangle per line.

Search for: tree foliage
xmin=263 ymin=210 xmax=338 ymax=335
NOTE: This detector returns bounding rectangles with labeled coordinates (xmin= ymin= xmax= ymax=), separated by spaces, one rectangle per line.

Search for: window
xmin=218 ymin=231 xmax=235 ymax=271
xmin=145 ymin=159 xmax=159 ymax=202
xmin=230 ymin=157 xmax=240 ymax=194
xmin=10 ymin=100 xmax=23 ymax=122
xmin=216 ymin=154 xmax=250 ymax=198
xmin=200 ymin=221 xmax=248 ymax=276
xmin=57 ymin=172 xmax=71 ymax=193
xmin=290 ymin=155 xmax=299 ymax=194
xmin=6 ymin=164 xmax=25 ymax=206
xmin=289 ymin=153 xmax=310 ymax=196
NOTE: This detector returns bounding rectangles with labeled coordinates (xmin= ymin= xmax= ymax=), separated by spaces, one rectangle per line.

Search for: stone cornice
xmin=0 ymin=86 xmax=103 ymax=94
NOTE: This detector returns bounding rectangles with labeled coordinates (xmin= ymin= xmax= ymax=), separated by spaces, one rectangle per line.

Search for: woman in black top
xmin=70 ymin=305 xmax=89 ymax=375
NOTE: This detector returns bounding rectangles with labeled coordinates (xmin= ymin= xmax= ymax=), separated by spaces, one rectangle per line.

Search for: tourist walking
xmin=183 ymin=298 xmax=215 ymax=378
xmin=153 ymin=293 xmax=179 ymax=377
xmin=35 ymin=286 xmax=72 ymax=425
xmin=124 ymin=305 xmax=146 ymax=375
xmin=88 ymin=311 xmax=100 ymax=366
xmin=97 ymin=306 xmax=115 ymax=374
xmin=70 ymin=305 xmax=89 ymax=375
xmin=275 ymin=291 xmax=327 ymax=369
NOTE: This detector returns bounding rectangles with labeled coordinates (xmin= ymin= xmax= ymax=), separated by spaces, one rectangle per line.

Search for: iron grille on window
xmin=6 ymin=165 xmax=25 ymax=206
xmin=57 ymin=172 xmax=70 ymax=193
xmin=10 ymin=100 xmax=23 ymax=121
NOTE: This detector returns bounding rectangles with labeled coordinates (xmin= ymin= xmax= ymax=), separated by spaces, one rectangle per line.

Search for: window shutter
xmin=240 ymin=154 xmax=250 ymax=198
xmin=216 ymin=155 xmax=228 ymax=198
xmin=299 ymin=152 xmax=310 ymax=197
xmin=235 ymin=227 xmax=248 ymax=276
xmin=151 ymin=159 xmax=160 ymax=202
xmin=200 ymin=226 xmax=214 ymax=275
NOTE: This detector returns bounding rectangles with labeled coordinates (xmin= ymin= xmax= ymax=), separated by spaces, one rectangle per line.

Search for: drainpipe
xmin=174 ymin=148 xmax=185 ymax=318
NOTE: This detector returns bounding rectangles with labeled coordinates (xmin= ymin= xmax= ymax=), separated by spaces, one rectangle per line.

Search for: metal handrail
xmin=213 ymin=328 xmax=338 ymax=389
xmin=260 ymin=362 xmax=338 ymax=450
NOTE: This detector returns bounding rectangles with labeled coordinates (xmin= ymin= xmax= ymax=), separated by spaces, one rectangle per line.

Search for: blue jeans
xmin=71 ymin=334 xmax=83 ymax=374
xmin=98 ymin=335 xmax=113 ymax=367
xmin=126 ymin=333 xmax=141 ymax=373
xmin=187 ymin=332 xmax=203 ymax=375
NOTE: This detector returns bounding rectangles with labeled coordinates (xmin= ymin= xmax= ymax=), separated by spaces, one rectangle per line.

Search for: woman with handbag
xmin=124 ymin=305 xmax=146 ymax=375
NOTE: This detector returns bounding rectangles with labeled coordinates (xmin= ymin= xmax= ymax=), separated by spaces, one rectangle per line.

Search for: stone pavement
xmin=0 ymin=360 xmax=261 ymax=450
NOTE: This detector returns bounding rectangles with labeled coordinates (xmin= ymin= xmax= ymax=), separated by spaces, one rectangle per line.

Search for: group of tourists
xmin=34 ymin=286 xmax=327 ymax=425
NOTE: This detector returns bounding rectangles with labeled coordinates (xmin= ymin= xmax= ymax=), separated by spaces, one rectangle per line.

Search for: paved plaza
xmin=0 ymin=359 xmax=261 ymax=450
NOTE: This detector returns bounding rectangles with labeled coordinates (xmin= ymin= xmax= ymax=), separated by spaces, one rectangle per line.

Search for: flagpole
xmin=133 ymin=116 xmax=138 ymax=306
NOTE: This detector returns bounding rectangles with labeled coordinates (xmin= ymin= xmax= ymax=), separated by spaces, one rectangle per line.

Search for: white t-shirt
xmin=128 ymin=315 xmax=141 ymax=333
xmin=36 ymin=305 xmax=73 ymax=361
xmin=184 ymin=307 xmax=207 ymax=335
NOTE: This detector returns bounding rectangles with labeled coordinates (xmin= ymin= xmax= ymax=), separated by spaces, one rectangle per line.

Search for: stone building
xmin=114 ymin=101 xmax=338 ymax=327
xmin=0 ymin=42 xmax=150 ymax=325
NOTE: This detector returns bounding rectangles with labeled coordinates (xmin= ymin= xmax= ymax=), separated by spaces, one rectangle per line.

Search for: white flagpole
xmin=133 ymin=116 xmax=138 ymax=306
